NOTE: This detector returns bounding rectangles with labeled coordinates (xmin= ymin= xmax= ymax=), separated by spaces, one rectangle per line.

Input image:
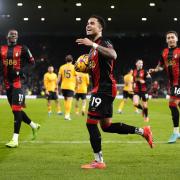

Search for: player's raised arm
xmin=149 ymin=55 xmax=164 ymax=74
xmin=76 ymin=38 xmax=117 ymax=59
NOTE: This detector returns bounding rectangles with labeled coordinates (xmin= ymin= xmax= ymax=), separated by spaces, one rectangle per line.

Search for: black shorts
xmin=170 ymin=85 xmax=180 ymax=98
xmin=46 ymin=91 xmax=58 ymax=100
xmin=134 ymin=92 xmax=148 ymax=101
xmin=75 ymin=93 xmax=87 ymax=100
xmin=6 ymin=87 xmax=25 ymax=107
xmin=123 ymin=90 xmax=133 ymax=99
xmin=88 ymin=93 xmax=115 ymax=119
xmin=61 ymin=89 xmax=74 ymax=97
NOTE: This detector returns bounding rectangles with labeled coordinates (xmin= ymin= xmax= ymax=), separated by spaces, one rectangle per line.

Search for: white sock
xmin=135 ymin=128 xmax=144 ymax=136
xmin=30 ymin=121 xmax=37 ymax=129
xmin=173 ymin=127 xmax=179 ymax=134
xmin=12 ymin=133 xmax=19 ymax=142
xmin=94 ymin=151 xmax=103 ymax=163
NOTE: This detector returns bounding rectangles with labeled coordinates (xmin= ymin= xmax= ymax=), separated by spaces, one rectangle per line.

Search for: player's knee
xmin=169 ymin=102 xmax=179 ymax=118
xmin=169 ymin=101 xmax=177 ymax=108
xmin=143 ymin=104 xmax=148 ymax=108
xmin=133 ymin=102 xmax=138 ymax=107
xmin=101 ymin=122 xmax=112 ymax=132
xmin=12 ymin=105 xmax=22 ymax=111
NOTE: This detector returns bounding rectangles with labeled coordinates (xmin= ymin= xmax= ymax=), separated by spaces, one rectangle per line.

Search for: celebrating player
xmin=44 ymin=65 xmax=62 ymax=116
xmin=133 ymin=59 xmax=151 ymax=122
xmin=0 ymin=29 xmax=40 ymax=148
xmin=76 ymin=15 xmax=153 ymax=169
xmin=149 ymin=31 xmax=180 ymax=143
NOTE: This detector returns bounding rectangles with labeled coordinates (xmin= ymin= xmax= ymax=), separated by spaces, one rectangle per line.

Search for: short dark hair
xmin=166 ymin=31 xmax=178 ymax=38
xmin=89 ymin=15 xmax=106 ymax=30
xmin=65 ymin=54 xmax=73 ymax=62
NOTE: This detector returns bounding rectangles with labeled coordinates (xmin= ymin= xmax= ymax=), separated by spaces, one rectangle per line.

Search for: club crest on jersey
xmin=89 ymin=60 xmax=96 ymax=69
xmin=15 ymin=52 xmax=19 ymax=57
xmin=174 ymin=54 xmax=178 ymax=59
xmin=140 ymin=72 xmax=144 ymax=77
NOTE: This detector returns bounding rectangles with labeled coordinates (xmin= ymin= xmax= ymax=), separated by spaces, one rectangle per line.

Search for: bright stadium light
xmin=142 ymin=17 xmax=147 ymax=21
xmin=111 ymin=5 xmax=115 ymax=9
xmin=23 ymin=17 xmax=29 ymax=21
xmin=107 ymin=17 xmax=112 ymax=21
xmin=38 ymin=5 xmax=42 ymax=9
xmin=76 ymin=3 xmax=82 ymax=7
xmin=174 ymin=17 xmax=178 ymax=21
xmin=17 ymin=3 xmax=23 ymax=7
xmin=41 ymin=17 xmax=45 ymax=21
xmin=149 ymin=3 xmax=155 ymax=7
xmin=1 ymin=14 xmax=11 ymax=18
xmin=76 ymin=17 xmax=81 ymax=21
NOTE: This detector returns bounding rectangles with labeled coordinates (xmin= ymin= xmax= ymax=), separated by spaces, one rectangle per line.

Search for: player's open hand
xmin=139 ymin=79 xmax=145 ymax=84
xmin=76 ymin=38 xmax=93 ymax=47
xmin=148 ymin=69 xmax=155 ymax=74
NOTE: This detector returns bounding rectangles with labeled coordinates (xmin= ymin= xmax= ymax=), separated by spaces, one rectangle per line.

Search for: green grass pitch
xmin=0 ymin=98 xmax=180 ymax=180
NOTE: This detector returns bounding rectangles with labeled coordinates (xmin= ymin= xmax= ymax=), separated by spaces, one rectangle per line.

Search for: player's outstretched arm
xmin=149 ymin=64 xmax=164 ymax=74
xmin=76 ymin=38 xmax=117 ymax=59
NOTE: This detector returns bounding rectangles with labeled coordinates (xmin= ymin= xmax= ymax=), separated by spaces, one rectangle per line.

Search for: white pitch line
xmin=0 ymin=140 xmax=169 ymax=144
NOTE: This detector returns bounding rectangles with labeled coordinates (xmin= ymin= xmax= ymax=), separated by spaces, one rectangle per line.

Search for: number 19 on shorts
xmin=91 ymin=97 xmax=102 ymax=107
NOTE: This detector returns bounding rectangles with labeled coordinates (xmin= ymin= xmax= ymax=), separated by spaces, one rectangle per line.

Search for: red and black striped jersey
xmin=0 ymin=44 xmax=34 ymax=89
xmin=159 ymin=47 xmax=180 ymax=87
xmin=133 ymin=69 xmax=148 ymax=92
xmin=88 ymin=37 xmax=117 ymax=97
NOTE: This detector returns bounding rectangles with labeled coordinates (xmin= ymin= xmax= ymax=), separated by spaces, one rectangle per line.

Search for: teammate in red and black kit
xmin=151 ymin=81 xmax=159 ymax=98
xmin=0 ymin=29 xmax=40 ymax=148
xmin=149 ymin=31 xmax=180 ymax=143
xmin=133 ymin=59 xmax=151 ymax=122
xmin=76 ymin=15 xmax=154 ymax=169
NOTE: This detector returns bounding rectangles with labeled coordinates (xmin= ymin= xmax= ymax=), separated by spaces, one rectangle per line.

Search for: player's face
xmin=166 ymin=33 xmax=178 ymax=48
xmin=48 ymin=66 xmax=54 ymax=73
xmin=86 ymin=18 xmax=102 ymax=36
xmin=7 ymin=30 xmax=18 ymax=44
xmin=136 ymin=60 xmax=143 ymax=70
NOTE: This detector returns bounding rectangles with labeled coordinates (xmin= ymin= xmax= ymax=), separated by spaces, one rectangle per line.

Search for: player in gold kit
xmin=44 ymin=66 xmax=62 ymax=116
xmin=75 ymin=72 xmax=89 ymax=116
xmin=57 ymin=55 xmax=76 ymax=120
xmin=118 ymin=69 xmax=139 ymax=114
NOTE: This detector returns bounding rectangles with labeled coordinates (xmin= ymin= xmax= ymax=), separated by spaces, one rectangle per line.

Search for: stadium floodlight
xmin=23 ymin=17 xmax=29 ymax=21
xmin=174 ymin=17 xmax=178 ymax=21
xmin=76 ymin=3 xmax=82 ymax=7
xmin=38 ymin=5 xmax=42 ymax=9
xmin=76 ymin=17 xmax=81 ymax=21
xmin=17 ymin=3 xmax=23 ymax=6
xmin=107 ymin=17 xmax=112 ymax=21
xmin=41 ymin=17 xmax=45 ymax=21
xmin=1 ymin=14 xmax=11 ymax=18
xmin=111 ymin=5 xmax=115 ymax=9
xmin=149 ymin=3 xmax=155 ymax=7
xmin=142 ymin=17 xmax=147 ymax=21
